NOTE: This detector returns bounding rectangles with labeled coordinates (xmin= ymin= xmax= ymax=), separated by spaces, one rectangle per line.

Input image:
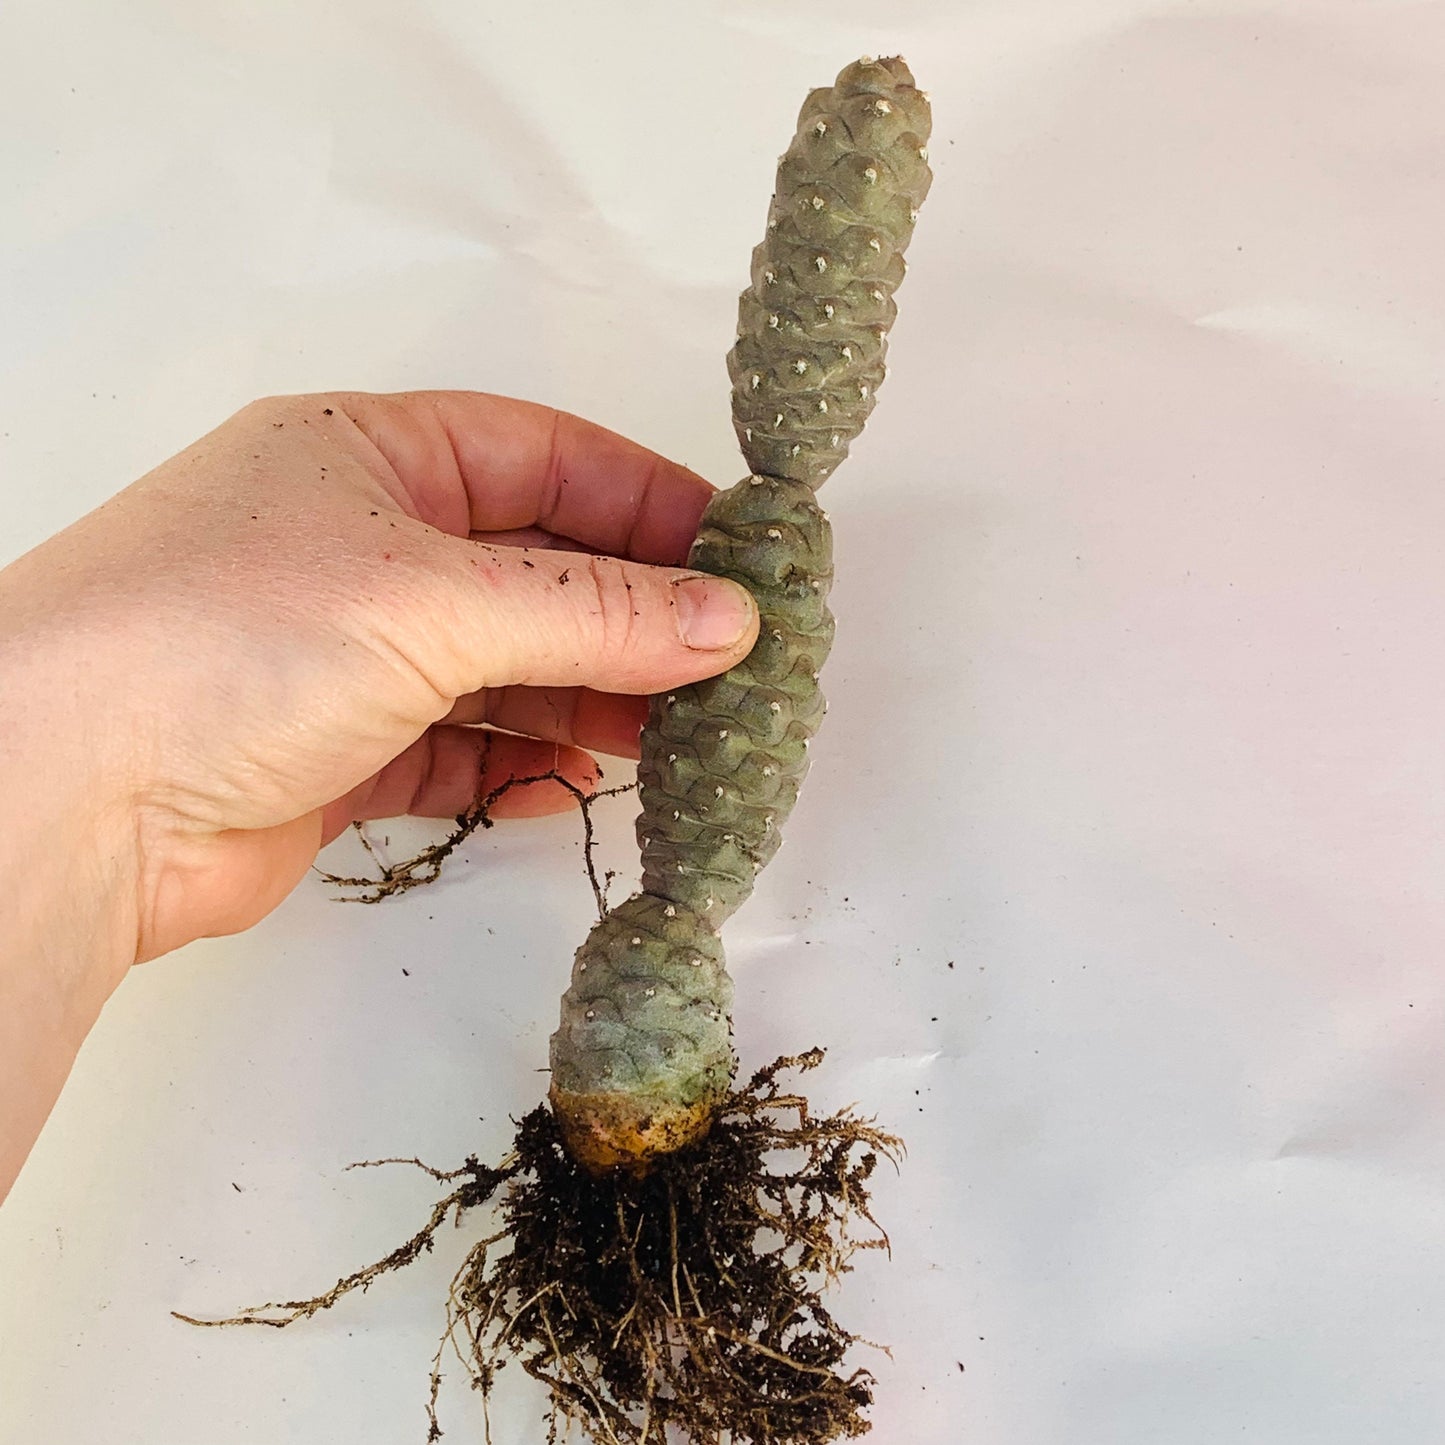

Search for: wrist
xmin=0 ymin=595 xmax=141 ymax=1198
xmin=0 ymin=594 xmax=141 ymax=1014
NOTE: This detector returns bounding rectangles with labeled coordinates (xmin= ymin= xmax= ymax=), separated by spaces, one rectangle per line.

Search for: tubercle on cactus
xmin=178 ymin=57 xmax=931 ymax=1445
xmin=549 ymin=54 xmax=930 ymax=1174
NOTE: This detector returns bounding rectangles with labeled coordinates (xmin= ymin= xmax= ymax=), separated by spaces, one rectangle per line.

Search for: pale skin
xmin=0 ymin=390 xmax=760 ymax=1204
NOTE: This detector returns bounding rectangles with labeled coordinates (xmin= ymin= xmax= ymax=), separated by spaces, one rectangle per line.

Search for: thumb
xmin=391 ymin=534 xmax=760 ymax=697
xmin=138 ymin=811 xmax=324 ymax=961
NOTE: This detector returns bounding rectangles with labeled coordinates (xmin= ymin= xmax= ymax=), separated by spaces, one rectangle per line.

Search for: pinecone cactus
xmin=551 ymin=56 xmax=931 ymax=1173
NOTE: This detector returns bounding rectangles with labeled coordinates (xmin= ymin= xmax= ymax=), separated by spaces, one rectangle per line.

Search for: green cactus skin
xmin=550 ymin=57 xmax=930 ymax=1172
xmin=731 ymin=56 xmax=933 ymax=487
xmin=638 ymin=474 xmax=834 ymax=924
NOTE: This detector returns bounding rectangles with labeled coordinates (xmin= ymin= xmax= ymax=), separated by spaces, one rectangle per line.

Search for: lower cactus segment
xmin=549 ymin=474 xmax=834 ymax=1171
xmin=548 ymin=894 xmax=733 ymax=1171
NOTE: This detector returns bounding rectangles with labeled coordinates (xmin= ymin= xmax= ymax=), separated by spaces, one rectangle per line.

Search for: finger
xmin=328 ymin=391 xmax=716 ymax=564
xmin=440 ymin=686 xmax=649 ymax=760
xmin=319 ymin=727 xmax=602 ymax=848
xmin=468 ymin=526 xmax=593 ymax=553
xmin=386 ymin=536 xmax=759 ymax=697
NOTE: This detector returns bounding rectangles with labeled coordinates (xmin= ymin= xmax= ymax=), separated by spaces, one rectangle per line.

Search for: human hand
xmin=0 ymin=391 xmax=758 ymax=1196
xmin=15 ymin=390 xmax=758 ymax=962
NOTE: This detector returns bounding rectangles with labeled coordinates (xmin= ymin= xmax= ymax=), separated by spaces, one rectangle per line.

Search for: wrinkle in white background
xmin=3 ymin=3 xmax=1445 ymax=1443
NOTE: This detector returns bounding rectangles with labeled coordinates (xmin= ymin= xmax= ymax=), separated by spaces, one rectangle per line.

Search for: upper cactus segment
xmin=728 ymin=56 xmax=933 ymax=487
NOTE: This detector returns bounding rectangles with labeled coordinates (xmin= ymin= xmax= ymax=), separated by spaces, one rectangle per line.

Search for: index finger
xmin=331 ymin=390 xmax=718 ymax=565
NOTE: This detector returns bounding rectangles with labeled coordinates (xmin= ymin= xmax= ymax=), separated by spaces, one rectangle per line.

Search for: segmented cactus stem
xmin=550 ymin=57 xmax=931 ymax=1172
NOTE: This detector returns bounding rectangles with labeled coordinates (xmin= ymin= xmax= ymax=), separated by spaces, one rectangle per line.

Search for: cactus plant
xmin=552 ymin=54 xmax=931 ymax=1173
xmin=180 ymin=57 xmax=932 ymax=1445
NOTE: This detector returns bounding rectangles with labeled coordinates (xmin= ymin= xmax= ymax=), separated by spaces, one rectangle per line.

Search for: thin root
xmin=316 ymin=769 xmax=635 ymax=909
xmin=171 ymin=1158 xmax=506 ymax=1330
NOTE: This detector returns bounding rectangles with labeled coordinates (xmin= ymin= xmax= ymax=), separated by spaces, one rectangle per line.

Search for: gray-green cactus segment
xmin=549 ymin=893 xmax=734 ymax=1100
xmin=729 ymin=56 xmax=932 ymax=488
xmin=637 ymin=473 xmax=833 ymax=921
xmin=550 ymin=474 xmax=832 ymax=1102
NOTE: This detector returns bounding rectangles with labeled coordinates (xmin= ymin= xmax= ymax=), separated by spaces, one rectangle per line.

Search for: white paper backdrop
xmin=4 ymin=3 xmax=1445 ymax=1442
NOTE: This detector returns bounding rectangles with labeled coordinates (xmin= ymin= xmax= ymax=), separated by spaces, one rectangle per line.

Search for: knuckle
xmin=582 ymin=554 xmax=643 ymax=660
xmin=233 ymin=394 xmax=285 ymax=424
xmin=233 ymin=393 xmax=318 ymax=432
